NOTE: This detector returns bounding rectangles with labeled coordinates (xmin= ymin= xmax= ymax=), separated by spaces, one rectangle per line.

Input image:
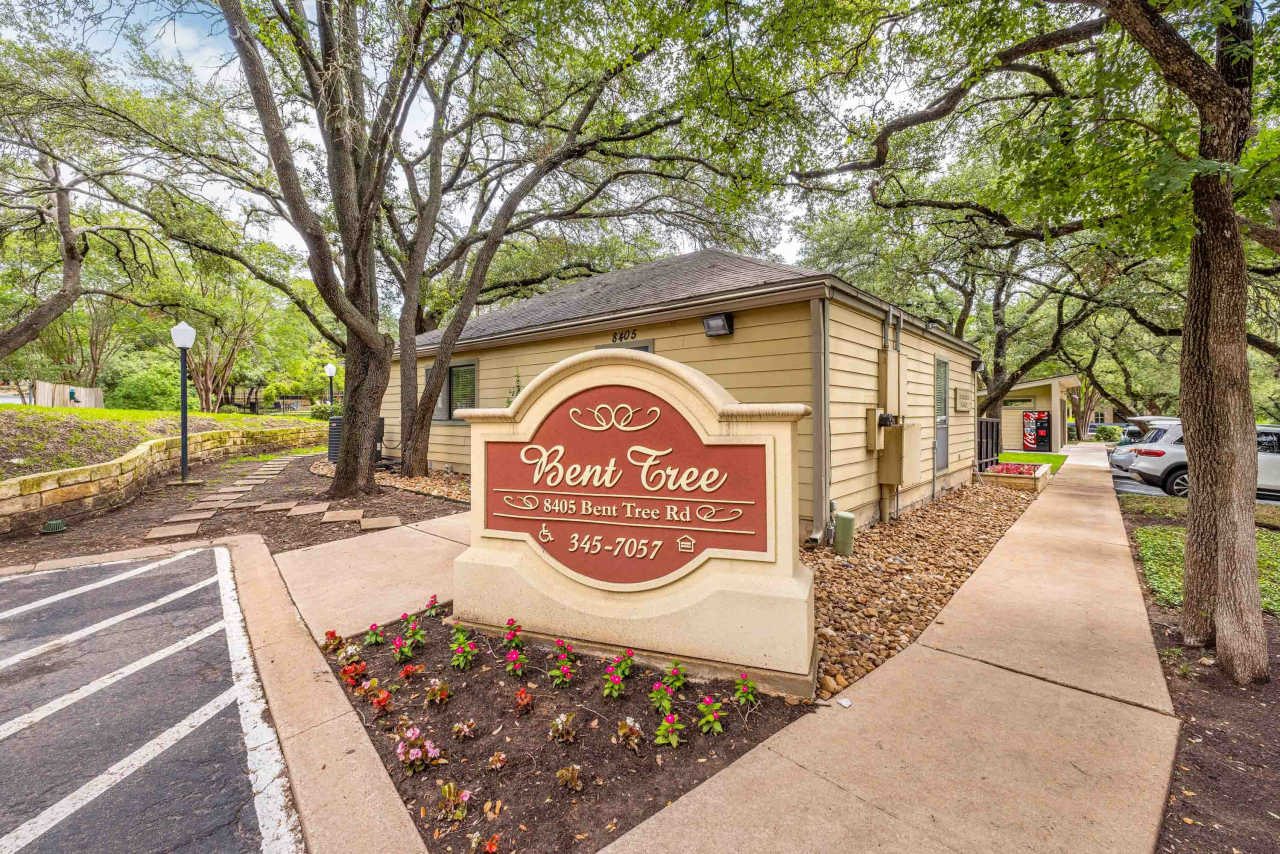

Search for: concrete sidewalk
xmin=606 ymin=444 xmax=1180 ymax=854
xmin=272 ymin=512 xmax=469 ymax=640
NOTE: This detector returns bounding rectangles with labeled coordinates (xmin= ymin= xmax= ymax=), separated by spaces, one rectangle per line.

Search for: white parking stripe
xmin=0 ymin=550 xmax=200 ymax=620
xmin=0 ymin=576 xmax=217 ymax=672
xmin=0 ymin=621 xmax=226 ymax=742
xmin=0 ymin=687 xmax=237 ymax=854
xmin=213 ymin=547 xmax=304 ymax=852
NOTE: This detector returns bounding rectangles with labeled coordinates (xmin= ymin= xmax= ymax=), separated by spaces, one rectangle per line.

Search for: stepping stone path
xmin=144 ymin=454 xmax=399 ymax=539
xmin=146 ymin=457 xmax=301 ymax=539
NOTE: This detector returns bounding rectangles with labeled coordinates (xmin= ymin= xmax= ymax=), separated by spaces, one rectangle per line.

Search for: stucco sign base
xmin=454 ymin=349 xmax=815 ymax=685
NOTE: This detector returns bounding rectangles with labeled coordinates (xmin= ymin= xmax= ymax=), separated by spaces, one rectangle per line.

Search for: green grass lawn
xmin=998 ymin=451 xmax=1069 ymax=473
xmin=0 ymin=405 xmax=315 ymax=480
xmin=1134 ymin=525 xmax=1279 ymax=615
xmin=1118 ymin=494 xmax=1280 ymax=529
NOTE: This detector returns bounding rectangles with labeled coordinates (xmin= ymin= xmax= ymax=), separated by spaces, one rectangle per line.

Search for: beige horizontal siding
xmin=382 ymin=302 xmax=815 ymax=518
xmin=827 ymin=301 xmax=976 ymax=520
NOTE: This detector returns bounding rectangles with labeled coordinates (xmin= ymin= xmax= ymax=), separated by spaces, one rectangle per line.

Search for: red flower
xmin=483 ymin=834 xmax=500 ymax=853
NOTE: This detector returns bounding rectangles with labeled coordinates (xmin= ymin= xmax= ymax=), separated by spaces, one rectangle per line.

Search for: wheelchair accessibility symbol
xmin=537 ymin=523 xmax=554 ymax=543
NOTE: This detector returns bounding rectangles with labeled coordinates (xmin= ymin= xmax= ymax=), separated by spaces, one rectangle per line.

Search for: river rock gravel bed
xmin=805 ymin=482 xmax=1034 ymax=697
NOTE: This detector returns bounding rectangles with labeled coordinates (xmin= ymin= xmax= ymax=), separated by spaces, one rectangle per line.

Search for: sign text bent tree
xmin=454 ymin=349 xmax=816 ymax=690
xmin=484 ymin=385 xmax=769 ymax=585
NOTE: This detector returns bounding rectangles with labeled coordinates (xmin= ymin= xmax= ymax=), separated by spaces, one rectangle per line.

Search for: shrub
xmin=697 ymin=695 xmax=724 ymax=735
xmin=654 ymin=713 xmax=685 ymax=747
xmin=550 ymin=659 xmax=576 ymax=687
xmin=548 ymin=712 xmax=576 ymax=743
xmin=393 ymin=722 xmax=444 ymax=775
xmin=436 ymin=782 xmax=471 ymax=821
xmin=513 ymin=687 xmax=534 ymax=716
xmin=505 ymin=648 xmax=527 ymax=675
xmin=648 ymin=681 xmax=674 ymax=714
xmin=601 ymin=666 xmax=625 ymax=699
xmin=556 ymin=764 xmax=584 ymax=792
xmin=392 ymin=635 xmax=415 ymax=662
xmin=617 ymin=717 xmax=643 ymax=753
xmin=502 ymin=618 xmax=524 ymax=650
xmin=424 ymin=678 xmax=452 ymax=706
xmin=1094 ymin=424 xmax=1122 ymax=442
xmin=309 ymin=402 xmax=340 ymax=420
xmin=321 ymin=630 xmax=344 ymax=654
xmin=450 ymin=637 xmax=478 ymax=670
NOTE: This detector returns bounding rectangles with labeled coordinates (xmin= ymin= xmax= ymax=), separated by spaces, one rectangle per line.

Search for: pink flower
xmin=555 ymin=639 xmax=564 ymax=647
xmin=560 ymin=664 xmax=570 ymax=674
xmin=670 ymin=667 xmax=679 ymax=675
xmin=393 ymin=637 xmax=404 ymax=648
xmin=467 ymin=642 xmax=476 ymax=651
xmin=409 ymin=622 xmax=417 ymax=631
xmin=652 ymin=681 xmax=663 ymax=691
xmin=625 ymin=649 xmax=634 ymax=656
xmin=610 ymin=674 xmax=621 ymax=684
xmin=713 ymin=712 xmax=720 ymax=720
xmin=505 ymin=631 xmax=515 ymax=641
xmin=506 ymin=618 xmax=516 ymax=626
xmin=425 ymin=741 xmax=440 ymax=758
xmin=558 ymin=653 xmax=567 ymax=662
xmin=453 ymin=646 xmax=462 ymax=654
xmin=703 ymin=695 xmax=713 ymax=704
xmin=664 ymin=714 xmax=676 ymax=724
xmin=612 ymin=656 xmax=622 ymax=664
xmin=605 ymin=665 xmax=615 ymax=674
xmin=740 ymin=672 xmax=748 ymax=679
xmin=408 ymin=748 xmax=422 ymax=760
xmin=369 ymin=623 xmax=378 ymax=631
xmin=460 ymin=790 xmax=472 ymax=802
xmin=400 ymin=612 xmax=409 ymax=621
xmin=396 ymin=741 xmax=406 ymax=758
xmin=405 ymin=727 xmax=420 ymax=740
xmin=665 ymin=686 xmax=673 ymax=695
xmin=506 ymin=649 xmax=519 ymax=662
xmin=513 ymin=663 xmax=523 ymax=672
xmin=566 ymin=644 xmax=574 ymax=652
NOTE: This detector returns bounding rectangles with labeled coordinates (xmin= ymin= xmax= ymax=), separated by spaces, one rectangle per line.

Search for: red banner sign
xmin=484 ymin=385 xmax=768 ymax=585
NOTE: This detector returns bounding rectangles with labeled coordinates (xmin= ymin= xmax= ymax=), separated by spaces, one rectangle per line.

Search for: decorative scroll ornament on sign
xmin=568 ymin=403 xmax=661 ymax=432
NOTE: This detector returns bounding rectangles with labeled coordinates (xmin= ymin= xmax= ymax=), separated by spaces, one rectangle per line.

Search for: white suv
xmin=1128 ymin=420 xmax=1280 ymax=498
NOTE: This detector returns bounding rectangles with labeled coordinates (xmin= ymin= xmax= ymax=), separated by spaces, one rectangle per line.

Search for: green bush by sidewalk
xmin=1134 ymin=525 xmax=1279 ymax=615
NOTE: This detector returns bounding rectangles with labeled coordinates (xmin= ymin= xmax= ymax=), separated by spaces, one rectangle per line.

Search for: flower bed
xmin=323 ymin=607 xmax=811 ymax=852
xmin=980 ymin=461 xmax=1051 ymax=492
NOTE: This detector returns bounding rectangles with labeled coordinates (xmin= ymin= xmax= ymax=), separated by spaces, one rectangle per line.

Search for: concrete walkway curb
xmin=605 ymin=444 xmax=1180 ymax=854
xmin=0 ymin=536 xmax=426 ymax=854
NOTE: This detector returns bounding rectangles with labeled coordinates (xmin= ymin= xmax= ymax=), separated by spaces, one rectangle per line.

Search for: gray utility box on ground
xmin=878 ymin=423 xmax=922 ymax=485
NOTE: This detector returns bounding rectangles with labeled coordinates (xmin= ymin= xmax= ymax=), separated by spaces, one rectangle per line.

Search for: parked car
xmin=1110 ymin=418 xmax=1178 ymax=472
xmin=1127 ymin=420 xmax=1280 ymax=497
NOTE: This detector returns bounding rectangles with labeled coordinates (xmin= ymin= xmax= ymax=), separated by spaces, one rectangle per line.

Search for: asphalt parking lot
xmin=0 ymin=547 xmax=301 ymax=853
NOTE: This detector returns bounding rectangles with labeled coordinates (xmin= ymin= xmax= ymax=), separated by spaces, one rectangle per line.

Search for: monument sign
xmin=454 ymin=349 xmax=815 ymax=687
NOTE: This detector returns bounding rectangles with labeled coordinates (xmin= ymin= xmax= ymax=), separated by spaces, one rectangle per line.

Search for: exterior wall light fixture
xmin=701 ymin=312 xmax=734 ymax=337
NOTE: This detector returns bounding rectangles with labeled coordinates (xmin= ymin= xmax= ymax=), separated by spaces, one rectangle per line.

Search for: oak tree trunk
xmin=329 ymin=334 xmax=392 ymax=498
xmin=1179 ymin=107 xmax=1268 ymax=681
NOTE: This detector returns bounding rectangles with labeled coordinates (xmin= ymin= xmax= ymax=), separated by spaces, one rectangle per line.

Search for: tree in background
xmin=790 ymin=0 xmax=1275 ymax=682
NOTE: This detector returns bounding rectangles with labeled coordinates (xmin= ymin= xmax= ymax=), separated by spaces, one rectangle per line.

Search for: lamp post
xmin=170 ymin=322 xmax=197 ymax=483
xmin=324 ymin=362 xmax=337 ymax=406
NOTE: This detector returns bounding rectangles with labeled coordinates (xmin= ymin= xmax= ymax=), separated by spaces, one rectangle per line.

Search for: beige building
xmin=382 ymin=250 xmax=982 ymax=539
xmin=997 ymin=373 xmax=1119 ymax=453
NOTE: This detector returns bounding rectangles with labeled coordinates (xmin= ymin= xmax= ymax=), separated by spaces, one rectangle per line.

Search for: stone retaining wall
xmin=0 ymin=424 xmax=325 ymax=535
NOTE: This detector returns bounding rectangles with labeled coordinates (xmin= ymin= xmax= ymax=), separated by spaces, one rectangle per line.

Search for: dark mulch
xmin=1122 ymin=513 xmax=1280 ymax=854
xmin=0 ymin=454 xmax=464 ymax=563
xmin=326 ymin=611 xmax=813 ymax=853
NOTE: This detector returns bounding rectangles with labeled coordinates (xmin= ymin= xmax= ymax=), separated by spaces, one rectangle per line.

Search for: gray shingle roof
xmin=413 ymin=248 xmax=825 ymax=351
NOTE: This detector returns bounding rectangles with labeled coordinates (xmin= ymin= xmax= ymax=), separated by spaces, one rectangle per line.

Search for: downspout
xmin=809 ymin=297 xmax=831 ymax=544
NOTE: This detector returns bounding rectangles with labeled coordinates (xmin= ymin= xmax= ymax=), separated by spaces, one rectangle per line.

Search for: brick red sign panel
xmin=484 ymin=385 xmax=768 ymax=584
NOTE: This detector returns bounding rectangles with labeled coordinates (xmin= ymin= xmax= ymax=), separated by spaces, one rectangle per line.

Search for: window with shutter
xmin=934 ymin=360 xmax=949 ymax=417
